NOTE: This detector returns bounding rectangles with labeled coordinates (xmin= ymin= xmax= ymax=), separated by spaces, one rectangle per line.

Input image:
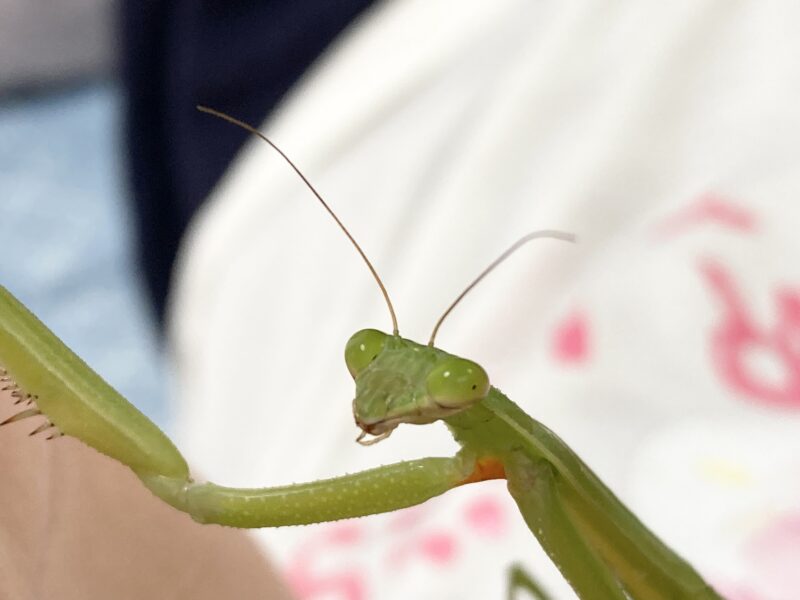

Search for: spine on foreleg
xmin=0 ymin=286 xmax=189 ymax=479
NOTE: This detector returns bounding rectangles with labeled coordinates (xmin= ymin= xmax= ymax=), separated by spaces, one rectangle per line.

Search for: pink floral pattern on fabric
xmin=286 ymin=493 xmax=512 ymax=599
xmin=551 ymin=310 xmax=590 ymax=364
xmin=657 ymin=194 xmax=757 ymax=237
xmin=701 ymin=260 xmax=800 ymax=409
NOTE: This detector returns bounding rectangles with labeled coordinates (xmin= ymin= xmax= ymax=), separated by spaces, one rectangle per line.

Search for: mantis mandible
xmin=0 ymin=108 xmax=721 ymax=600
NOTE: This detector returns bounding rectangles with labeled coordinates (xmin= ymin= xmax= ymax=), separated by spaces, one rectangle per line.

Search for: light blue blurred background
xmin=0 ymin=83 xmax=168 ymax=426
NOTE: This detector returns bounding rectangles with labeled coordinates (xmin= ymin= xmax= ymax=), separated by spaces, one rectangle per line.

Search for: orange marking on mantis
xmin=458 ymin=457 xmax=506 ymax=486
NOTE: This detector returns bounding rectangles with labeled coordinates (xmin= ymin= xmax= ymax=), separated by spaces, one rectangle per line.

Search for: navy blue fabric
xmin=120 ymin=1 xmax=375 ymax=323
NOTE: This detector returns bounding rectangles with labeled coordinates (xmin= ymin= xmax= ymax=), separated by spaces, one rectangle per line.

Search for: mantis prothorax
xmin=0 ymin=107 xmax=721 ymax=600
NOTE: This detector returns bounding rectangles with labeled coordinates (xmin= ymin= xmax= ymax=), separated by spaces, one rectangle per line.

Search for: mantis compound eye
xmin=426 ymin=357 xmax=490 ymax=408
xmin=344 ymin=329 xmax=388 ymax=378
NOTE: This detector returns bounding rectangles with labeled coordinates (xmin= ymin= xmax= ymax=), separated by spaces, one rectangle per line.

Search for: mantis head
xmin=345 ymin=329 xmax=490 ymax=445
xmin=193 ymin=110 xmax=572 ymax=447
xmin=194 ymin=108 xmax=573 ymax=445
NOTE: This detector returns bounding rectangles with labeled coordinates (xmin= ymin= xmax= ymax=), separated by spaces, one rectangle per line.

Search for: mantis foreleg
xmin=0 ymin=285 xmax=474 ymax=526
xmin=0 ymin=286 xmax=188 ymax=478
xmin=140 ymin=455 xmax=470 ymax=527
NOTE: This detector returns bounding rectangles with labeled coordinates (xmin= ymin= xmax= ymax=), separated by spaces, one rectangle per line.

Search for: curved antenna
xmin=428 ymin=230 xmax=575 ymax=346
xmin=197 ymin=105 xmax=399 ymax=335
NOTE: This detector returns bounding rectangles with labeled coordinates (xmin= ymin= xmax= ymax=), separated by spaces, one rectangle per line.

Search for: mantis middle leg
xmin=506 ymin=563 xmax=554 ymax=600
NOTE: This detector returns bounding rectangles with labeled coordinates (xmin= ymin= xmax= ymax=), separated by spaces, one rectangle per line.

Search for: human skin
xmin=0 ymin=386 xmax=294 ymax=600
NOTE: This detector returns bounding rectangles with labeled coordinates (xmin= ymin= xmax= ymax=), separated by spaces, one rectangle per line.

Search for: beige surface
xmin=0 ymin=387 xmax=294 ymax=600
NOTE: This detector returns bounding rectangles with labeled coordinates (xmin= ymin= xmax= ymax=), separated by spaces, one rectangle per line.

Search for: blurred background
xmin=0 ymin=0 xmax=374 ymax=428
xmin=0 ymin=0 xmax=168 ymax=424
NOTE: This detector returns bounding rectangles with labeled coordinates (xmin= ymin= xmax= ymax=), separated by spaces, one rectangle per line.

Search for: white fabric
xmin=170 ymin=1 xmax=800 ymax=598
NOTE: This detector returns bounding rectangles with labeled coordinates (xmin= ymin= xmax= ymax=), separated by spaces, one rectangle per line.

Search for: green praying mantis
xmin=0 ymin=108 xmax=722 ymax=600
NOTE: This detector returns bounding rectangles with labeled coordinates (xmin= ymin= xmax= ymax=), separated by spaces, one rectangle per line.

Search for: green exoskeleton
xmin=0 ymin=108 xmax=721 ymax=600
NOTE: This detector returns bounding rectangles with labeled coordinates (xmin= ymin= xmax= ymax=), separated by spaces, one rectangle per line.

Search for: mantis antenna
xmin=428 ymin=229 xmax=576 ymax=346
xmin=196 ymin=105 xmax=400 ymax=336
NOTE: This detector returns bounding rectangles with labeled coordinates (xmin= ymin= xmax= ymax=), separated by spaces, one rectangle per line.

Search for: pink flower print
xmin=744 ymin=512 xmax=800 ymax=599
xmin=286 ymin=521 xmax=368 ymax=600
xmin=657 ymin=194 xmax=757 ymax=237
xmin=701 ymin=261 xmax=800 ymax=409
xmin=551 ymin=310 xmax=590 ymax=364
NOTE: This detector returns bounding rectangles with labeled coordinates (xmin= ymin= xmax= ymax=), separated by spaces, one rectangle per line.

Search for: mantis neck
xmin=443 ymin=388 xmax=574 ymax=472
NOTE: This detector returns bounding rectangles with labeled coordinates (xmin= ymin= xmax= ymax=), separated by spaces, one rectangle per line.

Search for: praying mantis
xmin=0 ymin=108 xmax=722 ymax=600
